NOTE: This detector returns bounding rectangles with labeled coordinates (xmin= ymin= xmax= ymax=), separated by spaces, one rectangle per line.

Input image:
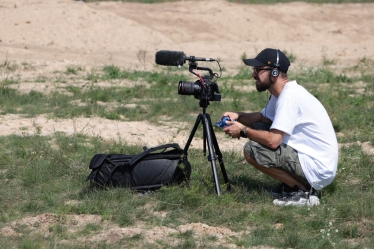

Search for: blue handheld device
xmin=215 ymin=116 xmax=233 ymax=128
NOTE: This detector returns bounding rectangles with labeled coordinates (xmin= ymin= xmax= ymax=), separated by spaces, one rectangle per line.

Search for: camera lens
xmin=178 ymin=81 xmax=201 ymax=95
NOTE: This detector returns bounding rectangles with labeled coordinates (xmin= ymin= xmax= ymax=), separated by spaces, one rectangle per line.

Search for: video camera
xmin=155 ymin=50 xmax=222 ymax=103
xmin=155 ymin=50 xmax=230 ymax=196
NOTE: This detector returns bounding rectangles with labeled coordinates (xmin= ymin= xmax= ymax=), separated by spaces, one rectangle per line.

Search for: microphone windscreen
xmin=155 ymin=50 xmax=186 ymax=66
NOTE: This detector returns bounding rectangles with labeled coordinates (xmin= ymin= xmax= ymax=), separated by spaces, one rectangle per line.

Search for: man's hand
xmin=223 ymin=121 xmax=244 ymax=139
xmin=222 ymin=112 xmax=239 ymax=121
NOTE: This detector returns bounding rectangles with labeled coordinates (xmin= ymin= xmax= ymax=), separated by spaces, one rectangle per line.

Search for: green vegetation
xmin=0 ymin=133 xmax=373 ymax=248
xmin=1 ymin=60 xmax=373 ymax=133
xmin=0 ymin=52 xmax=373 ymax=248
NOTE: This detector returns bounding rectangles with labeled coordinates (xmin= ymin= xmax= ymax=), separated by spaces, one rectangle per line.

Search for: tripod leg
xmin=205 ymin=114 xmax=231 ymax=191
xmin=201 ymin=114 xmax=223 ymax=195
xmin=183 ymin=112 xmax=230 ymax=195
xmin=203 ymin=121 xmax=207 ymax=156
xmin=183 ymin=114 xmax=203 ymax=154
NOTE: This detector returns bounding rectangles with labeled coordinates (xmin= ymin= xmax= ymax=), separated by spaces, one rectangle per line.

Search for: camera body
xmin=178 ymin=77 xmax=221 ymax=102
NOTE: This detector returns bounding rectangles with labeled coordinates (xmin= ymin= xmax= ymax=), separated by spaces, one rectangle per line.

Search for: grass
xmin=0 ymin=53 xmax=373 ymax=248
xmin=0 ymin=135 xmax=373 ymax=248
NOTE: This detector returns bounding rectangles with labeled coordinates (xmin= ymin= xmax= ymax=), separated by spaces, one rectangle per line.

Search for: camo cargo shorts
xmin=244 ymin=140 xmax=308 ymax=186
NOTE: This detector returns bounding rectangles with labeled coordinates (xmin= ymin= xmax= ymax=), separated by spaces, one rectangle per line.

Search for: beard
xmin=255 ymin=74 xmax=274 ymax=92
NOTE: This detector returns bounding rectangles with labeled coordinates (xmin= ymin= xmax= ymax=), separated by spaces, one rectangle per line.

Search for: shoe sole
xmin=273 ymin=196 xmax=320 ymax=207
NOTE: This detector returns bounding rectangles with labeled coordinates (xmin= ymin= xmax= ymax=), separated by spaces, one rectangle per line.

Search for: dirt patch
xmin=0 ymin=114 xmax=246 ymax=151
xmin=339 ymin=141 xmax=374 ymax=156
xmin=1 ymin=213 xmax=257 ymax=248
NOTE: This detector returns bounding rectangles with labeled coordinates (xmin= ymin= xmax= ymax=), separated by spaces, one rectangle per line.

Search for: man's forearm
xmin=245 ymin=128 xmax=284 ymax=150
xmin=236 ymin=112 xmax=263 ymax=127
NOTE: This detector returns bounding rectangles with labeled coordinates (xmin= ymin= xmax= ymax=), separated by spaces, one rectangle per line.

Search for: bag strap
xmin=89 ymin=154 xmax=108 ymax=169
xmin=128 ymin=143 xmax=182 ymax=167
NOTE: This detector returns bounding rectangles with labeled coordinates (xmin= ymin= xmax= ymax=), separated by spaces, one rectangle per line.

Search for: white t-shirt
xmin=266 ymin=81 xmax=338 ymax=190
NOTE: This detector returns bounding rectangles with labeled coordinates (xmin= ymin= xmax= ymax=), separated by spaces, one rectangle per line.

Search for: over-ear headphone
xmin=271 ymin=50 xmax=280 ymax=77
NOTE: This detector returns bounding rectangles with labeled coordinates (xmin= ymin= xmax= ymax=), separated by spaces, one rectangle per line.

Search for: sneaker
xmin=273 ymin=186 xmax=320 ymax=207
xmin=267 ymin=183 xmax=295 ymax=199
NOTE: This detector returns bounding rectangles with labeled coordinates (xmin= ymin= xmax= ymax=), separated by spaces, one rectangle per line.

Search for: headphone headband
xmin=275 ymin=50 xmax=279 ymax=67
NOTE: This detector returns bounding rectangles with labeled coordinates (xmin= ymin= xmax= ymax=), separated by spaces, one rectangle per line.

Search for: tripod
xmin=183 ymin=100 xmax=231 ymax=196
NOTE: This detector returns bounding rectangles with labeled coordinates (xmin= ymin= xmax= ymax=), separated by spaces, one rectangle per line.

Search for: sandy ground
xmin=0 ymin=1 xmax=374 ymax=246
xmin=1 ymin=0 xmax=374 ymax=150
xmin=1 ymin=0 xmax=373 ymax=69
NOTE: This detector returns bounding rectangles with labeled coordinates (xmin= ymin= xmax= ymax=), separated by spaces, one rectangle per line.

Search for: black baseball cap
xmin=243 ymin=48 xmax=290 ymax=73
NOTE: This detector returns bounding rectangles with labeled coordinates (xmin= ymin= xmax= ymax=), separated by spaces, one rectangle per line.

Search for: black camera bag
xmin=87 ymin=143 xmax=191 ymax=191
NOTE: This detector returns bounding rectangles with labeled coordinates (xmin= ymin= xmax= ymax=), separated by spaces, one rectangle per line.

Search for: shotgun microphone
xmin=155 ymin=50 xmax=186 ymax=66
xmin=155 ymin=50 xmax=216 ymax=66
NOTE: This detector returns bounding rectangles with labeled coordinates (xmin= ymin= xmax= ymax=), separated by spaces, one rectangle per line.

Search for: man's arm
xmin=245 ymin=128 xmax=284 ymax=149
xmin=223 ymin=122 xmax=284 ymax=149
xmin=223 ymin=112 xmax=272 ymax=127
xmin=237 ymin=112 xmax=273 ymax=127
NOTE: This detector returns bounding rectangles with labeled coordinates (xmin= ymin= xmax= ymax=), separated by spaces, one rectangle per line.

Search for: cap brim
xmin=243 ymin=59 xmax=266 ymax=67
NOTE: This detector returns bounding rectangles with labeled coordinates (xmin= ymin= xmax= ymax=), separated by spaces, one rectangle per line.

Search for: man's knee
xmin=243 ymin=148 xmax=256 ymax=166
